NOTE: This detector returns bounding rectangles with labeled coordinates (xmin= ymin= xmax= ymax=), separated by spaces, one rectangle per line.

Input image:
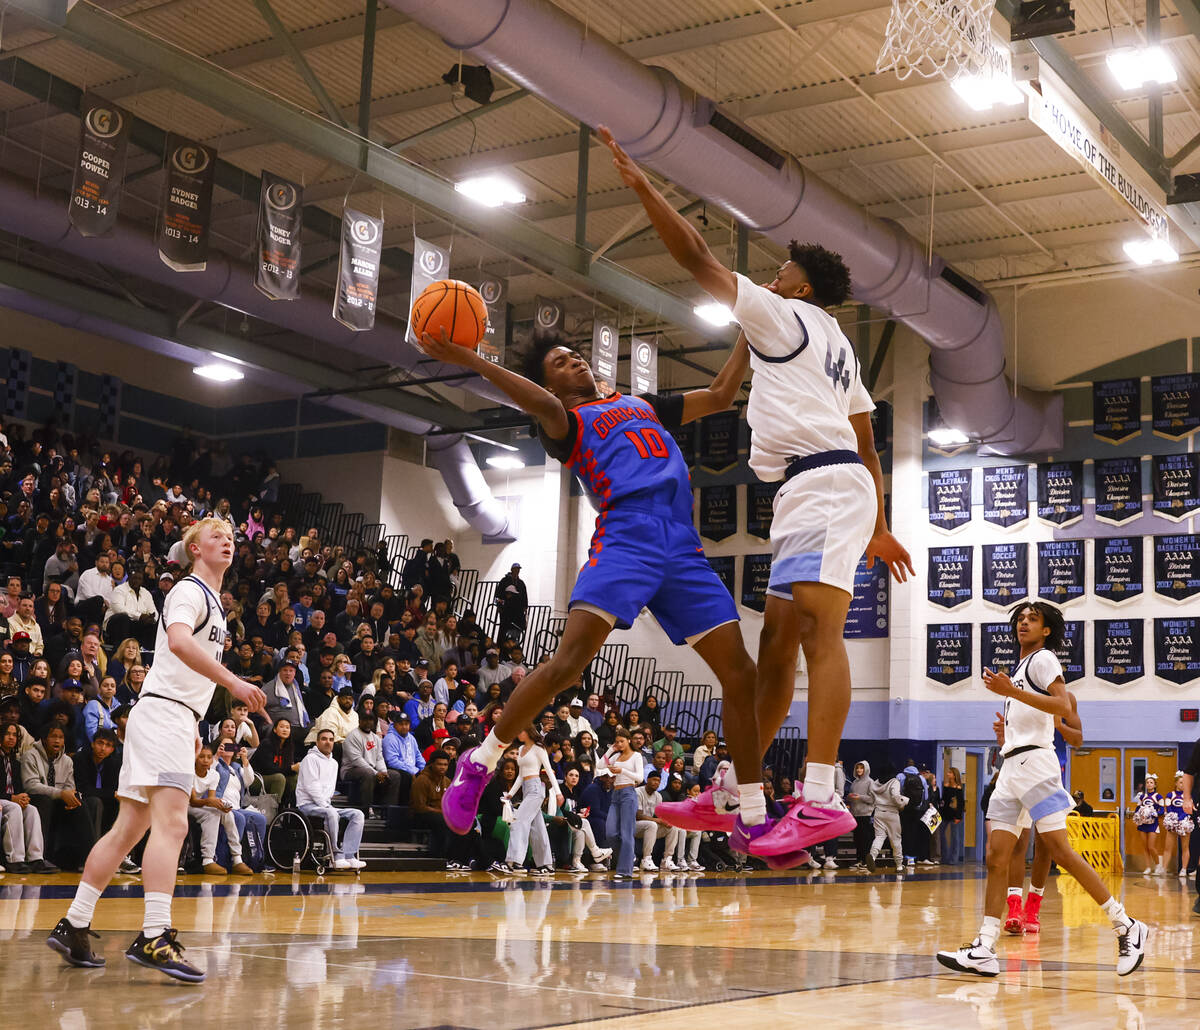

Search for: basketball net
xmin=876 ymin=0 xmax=996 ymax=81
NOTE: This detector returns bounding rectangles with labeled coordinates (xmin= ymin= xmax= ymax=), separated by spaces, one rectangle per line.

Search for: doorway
xmin=941 ymin=745 xmax=988 ymax=861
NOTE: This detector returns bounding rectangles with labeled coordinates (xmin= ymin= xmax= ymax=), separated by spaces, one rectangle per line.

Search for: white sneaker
xmin=1116 ymin=919 xmax=1149 ymax=976
xmin=688 ymin=861 xmax=705 ymax=871
xmin=640 ymin=859 xmax=658 ymax=872
xmin=823 ymin=857 xmax=838 ymax=870
xmin=662 ymin=858 xmax=679 ymax=871
xmin=589 ymin=863 xmax=607 ymax=872
xmin=936 ymin=938 xmax=1000 ymax=977
xmin=805 ymin=856 xmax=821 ymax=870
xmin=569 ymin=861 xmax=587 ymax=872
xmin=332 ymin=858 xmax=352 ymax=871
xmin=348 ymin=858 xmax=366 ymax=870
xmin=594 ymin=847 xmax=614 ymax=862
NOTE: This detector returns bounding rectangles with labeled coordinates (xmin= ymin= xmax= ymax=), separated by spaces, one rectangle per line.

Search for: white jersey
xmin=141 ymin=574 xmax=227 ymax=717
xmin=1001 ymin=648 xmax=1063 ymax=756
xmin=731 ymin=272 xmax=874 ymax=481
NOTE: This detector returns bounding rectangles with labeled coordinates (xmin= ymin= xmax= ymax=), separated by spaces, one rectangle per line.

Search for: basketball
xmin=409 ymin=279 xmax=488 ymax=349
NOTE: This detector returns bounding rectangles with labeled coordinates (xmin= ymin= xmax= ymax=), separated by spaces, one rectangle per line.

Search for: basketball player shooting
xmin=598 ymin=125 xmax=913 ymax=864
xmin=47 ymin=518 xmax=266 ymax=983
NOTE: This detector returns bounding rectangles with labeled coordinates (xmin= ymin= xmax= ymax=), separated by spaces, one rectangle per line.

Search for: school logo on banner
xmin=740 ymin=554 xmax=772 ymax=613
xmin=1094 ymin=456 xmax=1142 ymax=525
xmin=630 ymin=336 xmax=657 ymax=396
xmin=708 ymin=555 xmax=735 ymax=599
xmin=254 ymin=170 xmax=303 ymax=301
xmin=534 ymin=296 xmax=563 ymax=334
xmin=336 ymin=209 xmax=385 ymax=332
xmin=1094 ymin=618 xmax=1144 ymax=685
xmin=699 ymin=411 xmax=739 ymax=473
xmin=1055 ymin=621 xmax=1085 ymax=683
xmin=477 ymin=277 xmax=507 ymax=366
xmin=1154 ymin=617 xmax=1200 ymax=684
xmin=928 ymin=468 xmax=972 ymax=532
xmin=698 ymin=485 xmax=736 ymax=542
xmin=1037 ymin=540 xmax=1085 ymax=606
xmin=928 ymin=546 xmax=973 ymax=610
xmin=1094 ymin=537 xmax=1143 ymax=605
xmin=746 ymin=481 xmax=780 ymax=540
xmin=1154 ymin=534 xmax=1200 ymax=602
xmin=1036 ymin=461 xmax=1083 ymax=527
xmin=845 ymin=558 xmax=889 ymax=639
xmin=70 ymin=93 xmax=130 ymax=237
xmin=982 ymin=466 xmax=1029 ymax=529
xmin=981 ymin=623 xmax=1019 ymax=675
xmin=927 ymin=624 xmax=972 ymax=686
xmin=158 ymin=133 xmax=216 ymax=272
xmin=1093 ymin=378 xmax=1141 ymax=444
xmin=1152 ymin=452 xmax=1200 ymax=521
xmin=982 ymin=541 xmax=1028 ymax=607
xmin=591 ymin=321 xmax=618 ymax=391
xmin=1151 ymin=373 xmax=1200 ymax=440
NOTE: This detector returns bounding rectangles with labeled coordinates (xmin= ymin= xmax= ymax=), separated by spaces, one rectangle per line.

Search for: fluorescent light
xmin=929 ymin=427 xmax=970 ymax=447
xmin=486 ymin=454 xmax=525 ymax=470
xmin=1106 ymin=46 xmax=1176 ymax=91
xmin=694 ymin=302 xmax=734 ymax=327
xmin=454 ymin=175 xmax=526 ymax=207
xmin=1123 ymin=237 xmax=1178 ymax=266
xmin=192 ymin=363 xmax=244 ymax=382
xmin=950 ymin=73 xmax=1024 ymax=111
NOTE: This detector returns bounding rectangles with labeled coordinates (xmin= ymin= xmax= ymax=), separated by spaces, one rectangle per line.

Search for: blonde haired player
xmin=47 ymin=517 xmax=266 ymax=983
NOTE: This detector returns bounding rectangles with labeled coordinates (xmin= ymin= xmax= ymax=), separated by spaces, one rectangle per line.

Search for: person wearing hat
xmin=477 ymin=647 xmax=506 ymax=692
xmin=264 ymin=659 xmax=311 ymax=736
xmin=564 ymin=696 xmax=590 ymax=738
xmin=654 ymin=724 xmax=684 ymax=762
xmin=9 ymin=631 xmax=34 ymax=683
xmin=698 ymin=740 xmax=730 ymax=788
xmin=493 ymin=563 xmax=528 ymax=646
xmin=404 ymin=678 xmax=436 ymax=726
xmin=383 ymin=710 xmax=424 ymax=803
xmin=304 ymin=684 xmax=357 ymax=761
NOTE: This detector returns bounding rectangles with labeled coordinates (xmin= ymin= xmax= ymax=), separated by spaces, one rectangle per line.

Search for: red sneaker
xmin=1005 ymin=893 xmax=1024 ymax=935
xmin=1023 ymin=893 xmax=1042 ymax=933
xmin=744 ymin=796 xmax=855 ymax=858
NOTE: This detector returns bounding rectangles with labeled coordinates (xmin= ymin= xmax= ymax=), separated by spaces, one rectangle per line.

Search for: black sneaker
xmin=1193 ymin=895 xmax=1200 ymax=917
xmin=32 ymin=858 xmax=59 ymax=873
xmin=118 ymin=856 xmax=141 ymax=874
xmin=125 ymin=928 xmax=205 ymax=983
xmin=865 ymin=853 xmax=877 ymax=873
xmin=46 ymin=918 xmax=106 ymax=968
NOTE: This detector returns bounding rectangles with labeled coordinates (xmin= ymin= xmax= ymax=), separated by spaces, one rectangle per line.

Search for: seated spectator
xmin=341 ymin=709 xmax=403 ymax=816
xmin=74 ymin=552 xmax=114 ymax=626
xmin=264 ymin=659 xmax=311 ymax=736
xmin=189 ymin=743 xmax=253 ymax=875
xmin=9 ymin=595 xmax=43 ymax=656
xmin=37 ymin=580 xmax=71 ymax=639
xmin=44 ymin=615 xmax=84 ymax=677
xmin=404 ymin=679 xmax=436 ymax=726
xmin=581 ymin=693 xmax=604 ymax=730
xmin=432 ymin=661 xmax=459 ymax=708
xmin=635 ymin=769 xmax=680 ymax=872
xmin=564 ymin=696 xmax=590 ymax=738
xmin=212 ymin=738 xmax=267 ymax=871
xmin=250 ymin=717 xmax=298 ymax=801
xmin=0 ymin=718 xmax=51 ymax=872
xmin=382 ymin=710 xmax=423 ymax=800
xmin=103 ymin=566 xmax=158 ymax=649
xmin=450 ymin=682 xmax=478 ymax=715
xmin=410 ymin=748 xmax=480 ymax=871
xmin=562 ymin=765 xmax=613 ymax=872
xmin=597 ymin=709 xmax=620 ymax=750
xmin=17 ymin=678 xmax=46 ymax=734
xmin=692 ymin=730 xmax=718 ymax=771
xmin=654 ymin=724 xmax=684 ymax=761
xmin=304 ymin=667 xmax=335 ymax=722
xmin=698 ymin=739 xmax=731 ymax=788
xmin=116 ymin=663 xmax=146 ymax=706
xmin=0 ymin=654 xmax=16 ymax=696
xmin=0 ymin=699 xmax=34 ymax=756
xmin=295 ymin=728 xmax=364 ymax=871
xmin=304 ymin=685 xmax=357 ymax=755
xmin=416 ymin=702 xmax=450 ymax=754
xmin=21 ymin=725 xmax=93 ymax=870
xmin=106 ymin=637 xmax=142 ymax=688
xmin=72 ymin=727 xmax=121 ymax=844
xmin=79 ymin=675 xmax=119 ymax=749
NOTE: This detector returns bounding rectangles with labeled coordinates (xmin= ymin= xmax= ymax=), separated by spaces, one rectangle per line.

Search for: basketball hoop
xmin=876 ymin=0 xmax=996 ymax=81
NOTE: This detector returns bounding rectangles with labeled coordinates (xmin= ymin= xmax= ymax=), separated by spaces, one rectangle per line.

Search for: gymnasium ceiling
xmin=0 ymin=0 xmax=1198 ymax=418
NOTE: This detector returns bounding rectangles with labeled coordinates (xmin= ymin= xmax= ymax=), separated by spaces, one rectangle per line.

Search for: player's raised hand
xmin=598 ymin=125 xmax=650 ymax=192
xmin=982 ymin=668 xmax=1014 ymax=698
xmin=420 ymin=326 xmax=477 ymax=367
xmin=230 ymin=677 xmax=267 ymax=713
xmin=866 ymin=530 xmax=914 ymax=583
xmin=992 ymin=711 xmax=1005 ymax=745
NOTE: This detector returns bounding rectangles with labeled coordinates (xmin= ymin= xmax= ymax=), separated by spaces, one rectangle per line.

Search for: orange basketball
xmin=410 ymin=279 xmax=488 ymax=349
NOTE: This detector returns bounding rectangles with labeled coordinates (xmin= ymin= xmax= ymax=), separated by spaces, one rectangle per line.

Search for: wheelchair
xmin=266 ymin=807 xmax=337 ymax=875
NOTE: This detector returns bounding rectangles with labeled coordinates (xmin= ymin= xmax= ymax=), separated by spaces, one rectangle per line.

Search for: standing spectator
xmin=601 ymin=729 xmax=642 ymax=879
xmin=923 ymin=769 xmax=942 ymax=865
xmin=295 ymin=728 xmax=364 ymax=871
xmin=847 ymin=761 xmax=875 ymax=870
xmin=867 ymin=761 xmax=908 ymax=873
xmin=502 ymin=727 xmax=560 ymax=875
xmin=941 ymin=767 xmax=965 ymax=865
xmin=635 ymin=769 xmax=680 ymax=871
xmin=341 ymin=710 xmax=403 ymax=816
xmin=898 ymin=758 xmax=929 ymax=871
xmin=0 ymin=718 xmax=50 ymax=871
xmin=402 ymin=539 xmax=433 ymax=592
xmin=494 ymin=563 xmax=528 ymax=644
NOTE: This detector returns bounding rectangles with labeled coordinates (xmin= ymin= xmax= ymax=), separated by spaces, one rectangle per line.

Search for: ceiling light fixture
xmin=928 ymin=427 xmax=970 ymax=447
xmin=192 ymin=363 xmax=245 ymax=382
xmin=485 ymin=454 xmax=525 ymax=470
xmin=1106 ymin=46 xmax=1177 ymax=91
xmin=454 ymin=175 xmax=526 ymax=208
xmin=950 ymin=73 xmax=1024 ymax=111
xmin=1122 ymin=236 xmax=1178 ymax=266
xmin=693 ymin=302 xmax=734 ymax=327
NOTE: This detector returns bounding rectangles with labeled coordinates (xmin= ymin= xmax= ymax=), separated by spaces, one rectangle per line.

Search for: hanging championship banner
xmin=254 ymin=170 xmax=302 ymax=301
xmin=981 ymin=623 xmax=1019 ymax=675
xmin=1154 ymin=618 xmax=1200 ymax=685
xmin=1095 ymin=536 xmax=1143 ymax=605
xmin=1094 ymin=456 xmax=1142 ymax=525
xmin=70 ymin=93 xmax=130 ymax=237
xmin=158 ymin=133 xmax=215 ymax=271
xmin=1094 ymin=619 xmax=1144 ymax=685
xmin=928 ymin=468 xmax=972 ymax=533
xmin=1093 ymin=377 xmax=1141 ymax=444
xmin=927 ymin=624 xmax=972 ymax=686
xmin=845 ymin=558 xmax=889 ymax=639
xmin=1151 ymin=373 xmax=1200 ymax=440
xmin=928 ymin=546 xmax=973 ymax=610
xmin=476 ymin=277 xmax=507 ymax=366
xmin=708 ymin=555 xmax=735 ymax=599
xmin=982 ymin=541 xmax=1028 ymax=608
xmin=591 ymin=321 xmax=618 ymax=392
xmin=669 ymin=421 xmax=695 ymax=468
xmin=402 ymin=234 xmax=446 ymax=342
xmin=699 ymin=411 xmax=739 ymax=473
xmin=982 ymin=465 xmax=1028 ymax=529
xmin=740 ymin=554 xmax=772 ymax=613
xmin=1037 ymin=540 xmax=1085 ymax=606
xmin=1036 ymin=461 xmax=1083 ymax=527
xmin=1055 ymin=621 xmax=1085 ymax=683
xmin=534 ymin=296 xmax=563 ymax=335
xmin=1152 ymin=452 xmax=1200 ymax=521
xmin=1154 ymin=534 xmax=1200 ymax=602
xmin=746 ymin=481 xmax=780 ymax=540
xmin=698 ymin=485 xmax=737 ymax=541
xmin=630 ymin=336 xmax=657 ymax=396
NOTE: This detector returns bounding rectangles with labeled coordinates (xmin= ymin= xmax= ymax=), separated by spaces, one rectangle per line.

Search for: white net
xmin=876 ymin=0 xmax=996 ymax=81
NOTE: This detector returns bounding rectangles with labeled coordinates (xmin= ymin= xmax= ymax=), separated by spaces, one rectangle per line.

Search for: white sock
xmin=474 ymin=732 xmax=508 ymax=771
xmin=143 ymin=892 xmax=173 ymax=938
xmin=1101 ymin=896 xmax=1132 ymax=932
xmin=1008 ymin=886 xmax=1023 ymax=899
xmin=1029 ymin=885 xmax=1045 ymax=897
xmin=738 ymin=783 xmax=766 ymax=826
xmin=66 ymin=882 xmax=103 ymax=929
xmin=978 ymin=915 xmax=1002 ymax=950
xmin=803 ymin=763 xmax=835 ymax=806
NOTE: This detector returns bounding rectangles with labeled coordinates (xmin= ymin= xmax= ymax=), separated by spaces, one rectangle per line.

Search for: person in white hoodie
xmin=846 ymin=761 xmax=876 ymax=871
xmin=866 ymin=760 xmax=907 ymax=873
xmin=295 ymin=728 xmax=364 ymax=871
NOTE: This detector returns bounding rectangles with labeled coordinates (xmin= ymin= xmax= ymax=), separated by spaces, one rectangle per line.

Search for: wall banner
xmin=1037 ymin=539 xmax=1085 ymax=606
xmin=1036 ymin=461 xmax=1083 ymax=527
xmin=1092 ymin=377 xmax=1141 ymax=445
xmin=698 ymin=485 xmax=737 ymax=541
xmin=1055 ymin=621 xmax=1085 ymax=683
xmin=1154 ymin=617 xmax=1200 ymax=685
xmin=845 ymin=558 xmax=889 ymax=639
xmin=981 ymin=623 xmax=1019 ymax=675
xmin=1094 ymin=536 xmax=1143 ymax=605
xmin=1094 ymin=618 xmax=1144 ymax=685
xmin=746 ymin=481 xmax=780 ymax=540
xmin=1151 ymin=373 xmax=1200 ymax=440
xmin=1094 ymin=456 xmax=1142 ymax=525
xmin=740 ymin=554 xmax=772 ymax=613
xmin=927 ymin=624 xmax=972 ymax=686
xmin=928 ymin=546 xmax=973 ymax=610
xmin=982 ymin=541 xmax=1028 ymax=608
xmin=1151 ymin=452 xmax=1200 ymax=521
xmin=982 ymin=465 xmax=1029 ymax=529
xmin=1154 ymin=534 xmax=1200 ymax=602
xmin=70 ymin=93 xmax=130 ymax=237
xmin=928 ymin=468 xmax=972 ymax=532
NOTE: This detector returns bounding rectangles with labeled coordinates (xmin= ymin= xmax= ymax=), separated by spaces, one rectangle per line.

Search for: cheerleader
xmin=501 ymin=726 xmax=561 ymax=876
xmin=1163 ymin=773 xmax=1192 ymax=878
xmin=1130 ymin=774 xmax=1165 ymax=876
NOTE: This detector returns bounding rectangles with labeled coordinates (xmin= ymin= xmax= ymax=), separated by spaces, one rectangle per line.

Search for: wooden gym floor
xmin=2 ymin=865 xmax=1196 ymax=1028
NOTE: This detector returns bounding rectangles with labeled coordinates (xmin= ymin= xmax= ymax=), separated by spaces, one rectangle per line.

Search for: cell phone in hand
xmin=344 ymin=664 xmax=356 ymax=672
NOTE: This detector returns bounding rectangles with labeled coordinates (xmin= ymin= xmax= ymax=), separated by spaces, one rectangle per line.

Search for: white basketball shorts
xmin=987 ymin=748 xmax=1073 ymax=834
xmin=116 ymin=696 xmax=200 ymax=804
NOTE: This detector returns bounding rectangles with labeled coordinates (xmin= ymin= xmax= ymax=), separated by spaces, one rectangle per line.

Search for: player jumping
xmin=47 ymin=518 xmax=267 ymax=983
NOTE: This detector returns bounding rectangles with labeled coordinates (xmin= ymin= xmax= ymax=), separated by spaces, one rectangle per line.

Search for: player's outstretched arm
xmin=165 ymin=623 xmax=267 ymax=712
xmin=420 ymin=329 xmax=569 ymax=439
xmin=850 ymin=412 xmax=913 ymax=583
xmin=680 ymin=333 xmax=750 ymax=424
xmin=598 ymin=126 xmax=737 ymax=309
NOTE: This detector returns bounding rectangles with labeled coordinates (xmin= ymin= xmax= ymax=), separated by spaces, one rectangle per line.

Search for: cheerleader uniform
xmin=1133 ymin=790 xmax=1163 ymax=833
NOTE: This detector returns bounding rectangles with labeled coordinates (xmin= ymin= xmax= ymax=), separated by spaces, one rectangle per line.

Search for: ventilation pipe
xmin=425 ymin=433 xmax=517 ymax=541
xmin=388 ymin=0 xmax=1062 ymax=455
xmin=0 ymin=174 xmax=514 ymax=538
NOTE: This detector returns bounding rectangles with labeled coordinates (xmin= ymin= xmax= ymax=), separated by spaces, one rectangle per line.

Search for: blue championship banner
xmin=1151 ymin=373 xmax=1200 ymax=440
xmin=845 ymin=558 xmax=889 ymax=639
xmin=740 ymin=554 xmax=772 ymax=613
xmin=699 ymin=411 xmax=739 ymax=473
xmin=982 ymin=465 xmax=1029 ymax=529
xmin=927 ymin=624 xmax=972 ymax=686
xmin=1037 ymin=540 xmax=1085 ymax=606
xmin=981 ymin=623 xmax=1019 ymax=675
xmin=1154 ymin=534 xmax=1200 ymax=602
xmin=746 ymin=481 xmax=780 ymax=540
xmin=1055 ymin=621 xmax=1085 ymax=684
xmin=707 ymin=555 xmax=735 ymax=599
xmin=982 ymin=541 xmax=1028 ymax=608
xmin=1152 ymin=452 xmax=1200 ymax=521
xmin=1094 ymin=456 xmax=1142 ymax=525
xmin=1154 ymin=618 xmax=1200 ymax=685
xmin=928 ymin=468 xmax=972 ymax=532
xmin=1093 ymin=377 xmax=1141 ymax=445
xmin=698 ymin=485 xmax=737 ymax=542
xmin=1094 ymin=618 xmax=1144 ymax=685
xmin=1036 ymin=461 xmax=1083 ymax=527
xmin=928 ymin=546 xmax=973 ymax=610
xmin=1094 ymin=536 xmax=1143 ymax=605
